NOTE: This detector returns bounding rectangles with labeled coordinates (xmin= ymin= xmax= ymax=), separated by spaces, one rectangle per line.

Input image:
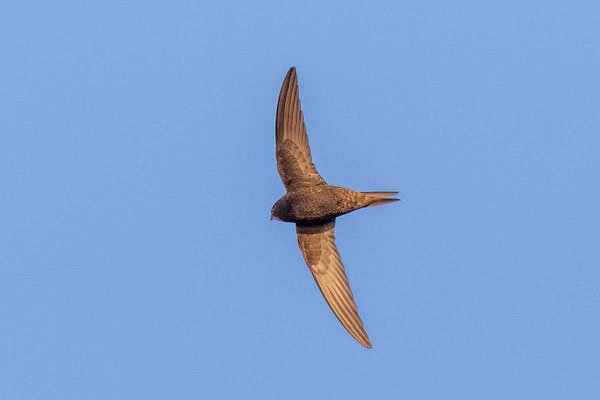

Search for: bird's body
xmin=271 ymin=67 xmax=399 ymax=349
xmin=272 ymin=185 xmax=397 ymax=223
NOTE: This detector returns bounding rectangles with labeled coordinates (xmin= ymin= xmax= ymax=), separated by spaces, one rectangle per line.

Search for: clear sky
xmin=2 ymin=1 xmax=599 ymax=399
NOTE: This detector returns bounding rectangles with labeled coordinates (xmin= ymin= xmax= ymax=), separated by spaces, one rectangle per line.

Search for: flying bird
xmin=271 ymin=67 xmax=399 ymax=348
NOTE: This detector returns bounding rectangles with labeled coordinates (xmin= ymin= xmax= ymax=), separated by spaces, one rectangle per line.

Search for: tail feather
xmin=360 ymin=191 xmax=400 ymax=208
xmin=361 ymin=191 xmax=398 ymax=198
xmin=365 ymin=197 xmax=400 ymax=207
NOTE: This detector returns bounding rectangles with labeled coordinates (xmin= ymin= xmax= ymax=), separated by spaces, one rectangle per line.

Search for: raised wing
xmin=276 ymin=67 xmax=326 ymax=192
xmin=296 ymin=220 xmax=372 ymax=348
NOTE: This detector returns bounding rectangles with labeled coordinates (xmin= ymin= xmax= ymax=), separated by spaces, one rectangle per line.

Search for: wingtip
xmin=351 ymin=328 xmax=372 ymax=349
xmin=285 ymin=66 xmax=296 ymax=76
xmin=358 ymin=333 xmax=372 ymax=349
xmin=282 ymin=67 xmax=297 ymax=86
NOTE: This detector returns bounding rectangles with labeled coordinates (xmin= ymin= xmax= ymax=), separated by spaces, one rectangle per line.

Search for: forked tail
xmin=361 ymin=191 xmax=400 ymax=207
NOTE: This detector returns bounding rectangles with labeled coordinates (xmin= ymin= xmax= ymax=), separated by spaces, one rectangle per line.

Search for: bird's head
xmin=270 ymin=197 xmax=289 ymax=222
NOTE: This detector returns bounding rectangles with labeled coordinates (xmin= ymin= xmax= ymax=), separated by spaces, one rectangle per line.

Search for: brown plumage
xmin=271 ymin=67 xmax=399 ymax=349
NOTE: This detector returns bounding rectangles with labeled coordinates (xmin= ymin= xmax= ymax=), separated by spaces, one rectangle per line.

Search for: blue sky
xmin=2 ymin=1 xmax=599 ymax=399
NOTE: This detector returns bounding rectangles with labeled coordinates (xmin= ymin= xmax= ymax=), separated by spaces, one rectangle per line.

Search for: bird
xmin=271 ymin=67 xmax=399 ymax=348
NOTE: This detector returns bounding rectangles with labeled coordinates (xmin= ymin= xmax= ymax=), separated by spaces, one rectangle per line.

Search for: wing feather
xmin=296 ymin=220 xmax=372 ymax=348
xmin=276 ymin=67 xmax=326 ymax=191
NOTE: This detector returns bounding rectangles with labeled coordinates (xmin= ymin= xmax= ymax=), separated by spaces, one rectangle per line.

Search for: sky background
xmin=2 ymin=1 xmax=599 ymax=399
